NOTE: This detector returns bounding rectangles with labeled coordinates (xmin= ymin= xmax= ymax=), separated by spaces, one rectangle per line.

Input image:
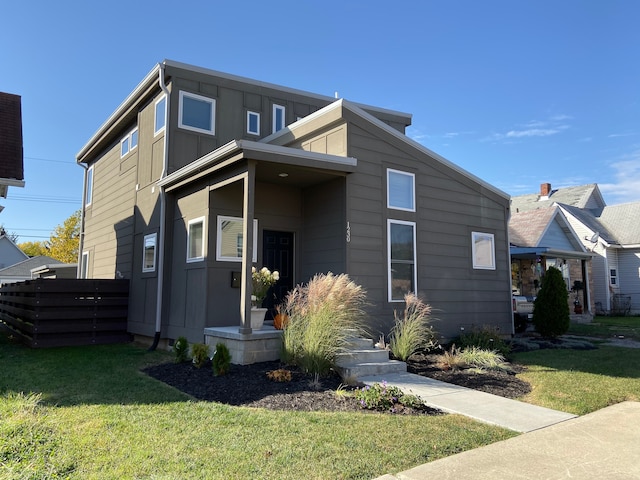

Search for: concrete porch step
xmin=336 ymin=359 xmax=407 ymax=381
xmin=335 ymin=348 xmax=391 ymax=366
xmin=343 ymin=336 xmax=374 ymax=349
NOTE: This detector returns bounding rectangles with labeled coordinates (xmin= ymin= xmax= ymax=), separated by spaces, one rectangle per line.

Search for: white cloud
xmin=608 ymin=132 xmax=636 ymax=138
xmin=487 ymin=115 xmax=571 ymax=142
xmin=505 ymin=128 xmax=561 ymax=138
xmin=599 ymin=150 xmax=640 ymax=203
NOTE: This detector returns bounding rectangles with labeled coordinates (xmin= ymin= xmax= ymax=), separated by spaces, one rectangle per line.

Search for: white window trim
xmin=85 ymin=166 xmax=93 ymax=206
xmin=154 ymin=95 xmax=167 ymax=136
xmin=187 ymin=216 xmax=206 ymax=263
xmin=81 ymin=251 xmax=89 ymax=279
xmin=143 ymin=233 xmax=157 ymax=273
xmin=471 ymin=231 xmax=496 ymax=270
xmin=247 ymin=111 xmax=260 ymax=136
xmin=216 ymin=215 xmax=258 ymax=263
xmin=178 ymin=90 xmax=216 ymax=135
xmin=387 ymin=219 xmax=417 ymax=302
xmin=120 ymin=127 xmax=138 ymax=158
xmin=387 ymin=168 xmax=416 ymax=212
xmin=272 ymin=104 xmax=286 ymax=133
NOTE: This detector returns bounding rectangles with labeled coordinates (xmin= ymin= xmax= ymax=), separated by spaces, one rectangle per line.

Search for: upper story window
xmin=155 ymin=96 xmax=167 ymax=135
xmin=143 ymin=233 xmax=157 ymax=272
xmin=247 ymin=111 xmax=260 ymax=136
xmin=472 ymin=232 xmax=496 ymax=270
xmin=179 ymin=91 xmax=216 ymax=135
xmin=272 ymin=104 xmax=286 ymax=133
xmin=85 ymin=166 xmax=93 ymax=206
xmin=80 ymin=251 xmax=89 ymax=279
xmin=610 ymin=268 xmax=618 ymax=285
xmin=187 ymin=217 xmax=206 ymax=263
xmin=120 ymin=127 xmax=138 ymax=158
xmin=387 ymin=169 xmax=415 ymax=211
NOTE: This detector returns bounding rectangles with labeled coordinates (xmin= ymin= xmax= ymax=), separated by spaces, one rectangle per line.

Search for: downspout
xmin=149 ymin=62 xmax=170 ymax=351
xmin=77 ymin=163 xmax=88 ymax=277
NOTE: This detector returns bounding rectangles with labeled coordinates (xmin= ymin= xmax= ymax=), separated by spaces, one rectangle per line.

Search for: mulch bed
xmin=143 ymin=352 xmax=531 ymax=416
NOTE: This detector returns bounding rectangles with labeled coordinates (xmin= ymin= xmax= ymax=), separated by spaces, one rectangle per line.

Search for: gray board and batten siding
xmin=77 ymin=60 xmax=511 ymax=344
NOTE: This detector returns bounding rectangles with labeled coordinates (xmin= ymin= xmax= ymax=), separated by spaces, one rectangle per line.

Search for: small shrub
xmin=354 ymin=381 xmax=423 ymax=413
xmin=533 ymin=266 xmax=570 ymax=338
xmin=173 ymin=336 xmax=190 ymax=363
xmin=191 ymin=343 xmax=209 ymax=368
xmin=266 ymin=369 xmax=292 ymax=382
xmin=212 ymin=343 xmax=231 ymax=376
xmin=454 ymin=325 xmax=510 ymax=356
xmin=388 ymin=293 xmax=437 ymax=361
xmin=437 ymin=346 xmax=512 ymax=372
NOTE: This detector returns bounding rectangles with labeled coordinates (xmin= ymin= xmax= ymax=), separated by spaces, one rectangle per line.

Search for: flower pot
xmin=250 ymin=307 xmax=268 ymax=330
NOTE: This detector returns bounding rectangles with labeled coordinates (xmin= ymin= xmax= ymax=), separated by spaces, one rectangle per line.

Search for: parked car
xmin=513 ymin=295 xmax=535 ymax=333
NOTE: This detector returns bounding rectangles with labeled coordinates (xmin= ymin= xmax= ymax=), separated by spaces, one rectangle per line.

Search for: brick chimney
xmin=540 ymin=183 xmax=552 ymax=197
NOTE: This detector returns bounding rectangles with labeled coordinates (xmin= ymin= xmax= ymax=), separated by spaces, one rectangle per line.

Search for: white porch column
xmin=239 ymin=161 xmax=256 ymax=334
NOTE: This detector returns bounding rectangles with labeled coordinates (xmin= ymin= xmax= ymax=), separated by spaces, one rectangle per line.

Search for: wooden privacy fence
xmin=0 ymin=278 xmax=130 ymax=348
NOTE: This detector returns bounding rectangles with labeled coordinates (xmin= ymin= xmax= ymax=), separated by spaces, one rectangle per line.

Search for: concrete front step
xmin=336 ymin=359 xmax=407 ymax=382
xmin=344 ymin=337 xmax=374 ymax=349
xmin=335 ymin=348 xmax=390 ymax=366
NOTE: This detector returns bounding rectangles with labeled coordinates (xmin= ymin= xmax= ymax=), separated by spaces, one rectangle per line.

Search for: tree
xmin=0 ymin=225 xmax=19 ymax=243
xmin=18 ymin=240 xmax=49 ymax=257
xmin=533 ymin=266 xmax=570 ymax=338
xmin=46 ymin=210 xmax=81 ymax=264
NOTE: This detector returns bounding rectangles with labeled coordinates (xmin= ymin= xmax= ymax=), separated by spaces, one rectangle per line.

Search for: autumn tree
xmin=46 ymin=210 xmax=81 ymax=264
xmin=18 ymin=240 xmax=49 ymax=257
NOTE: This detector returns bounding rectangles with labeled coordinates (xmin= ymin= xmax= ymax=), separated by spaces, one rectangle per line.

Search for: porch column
xmin=239 ymin=161 xmax=256 ymax=334
xmin=582 ymin=258 xmax=590 ymax=313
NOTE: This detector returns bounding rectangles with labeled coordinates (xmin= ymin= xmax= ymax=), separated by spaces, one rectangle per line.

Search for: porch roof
xmin=510 ymin=246 xmax=593 ymax=260
xmin=158 ymin=139 xmax=357 ymax=192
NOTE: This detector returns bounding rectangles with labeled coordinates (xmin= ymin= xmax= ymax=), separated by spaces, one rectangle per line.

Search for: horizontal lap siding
xmin=346 ymin=122 xmax=511 ymax=338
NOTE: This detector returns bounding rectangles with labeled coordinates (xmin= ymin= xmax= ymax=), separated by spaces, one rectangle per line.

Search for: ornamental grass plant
xmin=388 ymin=293 xmax=437 ymax=361
xmin=282 ymin=273 xmax=367 ymax=376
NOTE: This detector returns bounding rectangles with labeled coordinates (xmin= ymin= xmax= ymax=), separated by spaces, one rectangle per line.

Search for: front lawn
xmin=567 ymin=315 xmax=640 ymax=342
xmin=0 ymin=332 xmax=514 ymax=479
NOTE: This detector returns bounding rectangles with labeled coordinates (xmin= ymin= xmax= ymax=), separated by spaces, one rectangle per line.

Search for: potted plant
xmin=250 ymin=266 xmax=279 ymax=329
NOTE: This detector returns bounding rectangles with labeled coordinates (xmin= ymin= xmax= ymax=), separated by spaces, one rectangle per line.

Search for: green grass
xmin=568 ymin=316 xmax=640 ymax=341
xmin=0 ymin=332 xmax=515 ymax=479
xmin=514 ymin=346 xmax=640 ymax=415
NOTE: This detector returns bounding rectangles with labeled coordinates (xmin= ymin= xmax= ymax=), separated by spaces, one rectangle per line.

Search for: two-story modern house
xmin=76 ymin=60 xmax=513 ymax=353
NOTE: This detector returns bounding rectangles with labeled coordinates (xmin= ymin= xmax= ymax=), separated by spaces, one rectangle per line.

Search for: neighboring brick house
xmin=0 ymin=92 xmax=26 ymax=201
xmin=76 ymin=60 xmax=513 ymax=356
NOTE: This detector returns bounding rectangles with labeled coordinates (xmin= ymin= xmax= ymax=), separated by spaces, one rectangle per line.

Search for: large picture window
xmin=143 ymin=233 xmax=157 ymax=272
xmin=179 ymin=91 xmax=216 ymax=135
xmin=472 ymin=231 xmax=496 ymax=270
xmin=187 ymin=217 xmax=206 ymax=262
xmin=216 ymin=216 xmax=258 ymax=262
xmin=387 ymin=169 xmax=415 ymax=211
xmin=388 ymin=220 xmax=417 ymax=301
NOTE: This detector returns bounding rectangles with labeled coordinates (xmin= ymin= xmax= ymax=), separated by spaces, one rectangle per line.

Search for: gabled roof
xmin=0 ymin=255 xmax=62 ymax=277
xmin=511 ymin=184 xmax=605 ymax=214
xmin=509 ymin=208 xmax=557 ymax=247
xmin=558 ymin=204 xmax=618 ymax=245
xmin=599 ymin=202 xmax=640 ymax=245
xmin=263 ymin=98 xmax=509 ymax=201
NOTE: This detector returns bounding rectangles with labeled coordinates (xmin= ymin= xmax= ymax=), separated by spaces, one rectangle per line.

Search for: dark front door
xmin=262 ymin=230 xmax=294 ymax=315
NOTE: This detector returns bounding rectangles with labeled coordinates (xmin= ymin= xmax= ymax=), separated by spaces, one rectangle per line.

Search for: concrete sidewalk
xmin=359 ymin=372 xmax=576 ymax=432
xmin=375 ymin=401 xmax=640 ymax=480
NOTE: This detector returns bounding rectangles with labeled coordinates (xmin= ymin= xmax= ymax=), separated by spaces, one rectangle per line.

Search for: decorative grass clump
xmin=281 ymin=272 xmax=367 ymax=376
xmin=438 ymin=346 xmax=512 ymax=373
xmin=191 ymin=343 xmax=209 ymax=368
xmin=388 ymin=293 xmax=437 ymax=361
xmin=173 ymin=336 xmax=190 ymax=363
xmin=454 ymin=325 xmax=510 ymax=357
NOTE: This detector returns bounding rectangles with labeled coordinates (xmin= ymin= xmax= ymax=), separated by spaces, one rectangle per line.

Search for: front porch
xmin=204 ymin=325 xmax=283 ymax=365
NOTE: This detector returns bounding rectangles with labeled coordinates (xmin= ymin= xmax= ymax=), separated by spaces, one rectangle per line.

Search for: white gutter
xmin=77 ymin=163 xmax=88 ymax=278
xmin=150 ymin=63 xmax=170 ymax=350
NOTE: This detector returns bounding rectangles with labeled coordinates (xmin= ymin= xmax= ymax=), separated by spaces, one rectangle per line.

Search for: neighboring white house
xmin=512 ymin=183 xmax=640 ymax=315
xmin=0 ymin=255 xmax=64 ymax=284
xmin=0 ymin=234 xmax=28 ymax=270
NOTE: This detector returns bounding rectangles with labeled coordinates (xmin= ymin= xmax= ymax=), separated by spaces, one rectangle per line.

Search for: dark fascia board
xmin=157 ymin=139 xmax=357 ymax=191
xmin=264 ymin=98 xmax=510 ymax=203
xmin=510 ymin=246 xmax=593 ymax=260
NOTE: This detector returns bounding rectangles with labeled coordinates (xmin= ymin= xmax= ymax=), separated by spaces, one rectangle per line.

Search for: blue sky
xmin=1 ymin=0 xmax=638 ymax=243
